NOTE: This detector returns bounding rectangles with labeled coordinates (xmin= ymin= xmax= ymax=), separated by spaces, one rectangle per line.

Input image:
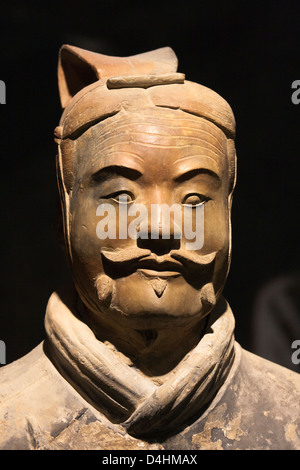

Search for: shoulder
xmin=0 ymin=343 xmax=51 ymax=408
xmin=0 ymin=344 xmax=48 ymax=448
xmin=182 ymin=343 xmax=300 ymax=450
xmin=223 ymin=345 xmax=300 ymax=449
xmin=0 ymin=343 xmax=90 ymax=449
xmin=240 ymin=345 xmax=300 ymax=399
xmin=237 ymin=347 xmax=300 ymax=449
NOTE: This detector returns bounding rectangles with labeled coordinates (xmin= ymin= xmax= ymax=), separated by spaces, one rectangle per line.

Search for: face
xmin=63 ymin=108 xmax=232 ymax=331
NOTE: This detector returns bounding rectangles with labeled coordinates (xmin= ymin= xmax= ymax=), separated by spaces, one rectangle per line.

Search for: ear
xmin=58 ymin=45 xmax=178 ymax=108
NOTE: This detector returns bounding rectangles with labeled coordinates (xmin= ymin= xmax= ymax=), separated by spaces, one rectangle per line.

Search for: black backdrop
xmin=0 ymin=0 xmax=299 ymax=364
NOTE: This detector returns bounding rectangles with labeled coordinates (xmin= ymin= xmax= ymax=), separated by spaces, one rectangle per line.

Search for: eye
xmin=182 ymin=193 xmax=210 ymax=207
xmin=109 ymin=191 xmax=135 ymax=204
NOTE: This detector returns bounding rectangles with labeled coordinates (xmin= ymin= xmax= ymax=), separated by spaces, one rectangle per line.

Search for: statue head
xmin=54 ymin=45 xmax=236 ymax=345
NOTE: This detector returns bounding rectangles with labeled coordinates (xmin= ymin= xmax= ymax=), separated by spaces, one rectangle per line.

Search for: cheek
xmin=181 ymin=199 xmax=229 ymax=254
xmin=69 ymin=195 xmax=104 ymax=279
xmin=205 ymin=199 xmax=231 ymax=294
xmin=203 ymin=200 xmax=229 ymax=252
xmin=69 ymin=195 xmax=135 ymax=277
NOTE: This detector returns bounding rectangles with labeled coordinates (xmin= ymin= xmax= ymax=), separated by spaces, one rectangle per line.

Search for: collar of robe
xmin=44 ymin=287 xmax=236 ymax=439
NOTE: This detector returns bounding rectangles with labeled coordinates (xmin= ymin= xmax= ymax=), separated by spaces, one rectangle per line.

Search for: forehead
xmin=72 ymin=108 xmax=228 ymax=178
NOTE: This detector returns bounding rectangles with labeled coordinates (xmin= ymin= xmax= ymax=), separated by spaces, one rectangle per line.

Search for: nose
xmin=137 ymin=203 xmax=182 ymax=255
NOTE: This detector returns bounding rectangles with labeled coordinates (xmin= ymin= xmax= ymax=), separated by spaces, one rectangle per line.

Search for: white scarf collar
xmin=44 ymin=286 xmax=236 ymax=439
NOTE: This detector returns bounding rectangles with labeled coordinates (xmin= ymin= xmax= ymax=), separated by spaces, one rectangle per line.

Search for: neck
xmin=45 ymin=287 xmax=236 ymax=436
xmin=77 ymin=299 xmax=208 ymax=379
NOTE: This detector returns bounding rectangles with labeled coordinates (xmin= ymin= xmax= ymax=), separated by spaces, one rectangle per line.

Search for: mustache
xmin=100 ymin=246 xmax=217 ymax=272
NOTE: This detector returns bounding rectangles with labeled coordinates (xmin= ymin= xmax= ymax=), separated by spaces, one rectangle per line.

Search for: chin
xmin=97 ymin=273 xmax=217 ymax=329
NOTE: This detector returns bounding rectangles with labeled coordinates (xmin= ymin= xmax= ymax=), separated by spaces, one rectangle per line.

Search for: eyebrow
xmin=174 ymin=167 xmax=221 ymax=183
xmin=91 ymin=165 xmax=142 ymax=183
xmin=172 ymin=156 xmax=221 ymax=183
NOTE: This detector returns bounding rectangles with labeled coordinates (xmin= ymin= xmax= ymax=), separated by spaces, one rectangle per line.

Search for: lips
xmin=136 ymin=258 xmax=183 ymax=278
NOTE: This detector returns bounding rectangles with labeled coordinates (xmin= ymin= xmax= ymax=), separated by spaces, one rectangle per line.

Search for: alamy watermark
xmin=0 ymin=80 xmax=5 ymax=104
xmin=0 ymin=340 xmax=6 ymax=365
xmin=291 ymin=340 xmax=300 ymax=365
xmin=96 ymin=198 xmax=205 ymax=250
xmin=291 ymin=80 xmax=300 ymax=104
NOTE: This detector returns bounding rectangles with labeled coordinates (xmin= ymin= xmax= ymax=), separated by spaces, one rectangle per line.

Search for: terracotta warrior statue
xmin=0 ymin=45 xmax=299 ymax=450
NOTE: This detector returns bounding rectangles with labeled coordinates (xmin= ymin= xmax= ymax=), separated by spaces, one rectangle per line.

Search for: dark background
xmin=0 ymin=0 xmax=299 ymax=365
